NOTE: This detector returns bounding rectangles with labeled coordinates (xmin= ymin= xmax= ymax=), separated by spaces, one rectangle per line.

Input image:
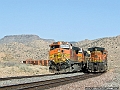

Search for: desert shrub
xmin=18 ymin=64 xmax=32 ymax=72
xmin=0 ymin=61 xmax=19 ymax=67
xmin=0 ymin=63 xmax=5 ymax=68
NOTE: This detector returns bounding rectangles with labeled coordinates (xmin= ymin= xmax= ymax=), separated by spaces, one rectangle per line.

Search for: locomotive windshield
xmin=60 ymin=45 xmax=70 ymax=49
xmin=78 ymin=48 xmax=83 ymax=53
xmin=50 ymin=44 xmax=70 ymax=50
xmin=50 ymin=45 xmax=60 ymax=50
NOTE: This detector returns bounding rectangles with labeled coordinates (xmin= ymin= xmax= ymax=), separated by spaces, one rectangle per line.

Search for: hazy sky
xmin=0 ymin=0 xmax=120 ymax=41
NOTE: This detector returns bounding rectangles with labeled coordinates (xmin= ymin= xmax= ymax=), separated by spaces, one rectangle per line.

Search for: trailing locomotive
xmin=87 ymin=47 xmax=108 ymax=72
xmin=49 ymin=41 xmax=108 ymax=73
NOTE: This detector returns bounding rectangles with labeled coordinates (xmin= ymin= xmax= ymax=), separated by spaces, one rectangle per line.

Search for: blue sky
xmin=0 ymin=0 xmax=120 ymax=41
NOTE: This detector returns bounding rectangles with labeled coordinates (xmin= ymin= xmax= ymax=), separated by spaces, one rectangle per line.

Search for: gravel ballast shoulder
xmin=47 ymin=70 xmax=115 ymax=90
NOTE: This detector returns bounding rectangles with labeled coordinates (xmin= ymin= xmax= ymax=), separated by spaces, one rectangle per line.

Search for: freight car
xmin=48 ymin=41 xmax=108 ymax=73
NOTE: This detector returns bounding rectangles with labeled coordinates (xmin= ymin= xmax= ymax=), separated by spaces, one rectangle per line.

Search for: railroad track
xmin=0 ymin=73 xmax=103 ymax=90
xmin=0 ymin=72 xmax=82 ymax=81
xmin=0 ymin=74 xmax=55 ymax=81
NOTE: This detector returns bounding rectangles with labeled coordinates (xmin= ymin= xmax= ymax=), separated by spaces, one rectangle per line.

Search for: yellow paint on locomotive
xmin=77 ymin=53 xmax=84 ymax=62
xmin=49 ymin=52 xmax=70 ymax=64
xmin=49 ymin=43 xmax=71 ymax=64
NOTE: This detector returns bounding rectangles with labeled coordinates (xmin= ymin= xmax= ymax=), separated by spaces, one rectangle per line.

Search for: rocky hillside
xmin=74 ymin=35 xmax=120 ymax=58
xmin=0 ymin=35 xmax=54 ymax=61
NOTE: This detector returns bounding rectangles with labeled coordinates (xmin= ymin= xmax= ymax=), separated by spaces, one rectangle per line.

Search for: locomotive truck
xmin=49 ymin=41 xmax=108 ymax=73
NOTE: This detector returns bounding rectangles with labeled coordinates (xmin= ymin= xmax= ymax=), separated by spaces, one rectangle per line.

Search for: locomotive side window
xmin=78 ymin=48 xmax=83 ymax=53
xmin=50 ymin=45 xmax=60 ymax=50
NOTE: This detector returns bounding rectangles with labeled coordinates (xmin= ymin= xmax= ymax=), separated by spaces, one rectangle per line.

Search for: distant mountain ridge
xmin=0 ymin=35 xmax=55 ymax=44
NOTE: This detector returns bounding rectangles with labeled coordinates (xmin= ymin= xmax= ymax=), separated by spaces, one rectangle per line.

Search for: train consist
xmin=49 ymin=41 xmax=108 ymax=73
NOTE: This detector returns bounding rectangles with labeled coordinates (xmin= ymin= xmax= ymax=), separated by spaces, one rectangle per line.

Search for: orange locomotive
xmin=87 ymin=47 xmax=108 ymax=72
xmin=49 ymin=41 xmax=86 ymax=73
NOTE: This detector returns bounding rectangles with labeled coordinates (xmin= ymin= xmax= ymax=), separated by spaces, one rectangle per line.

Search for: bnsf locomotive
xmin=49 ymin=41 xmax=108 ymax=73
xmin=87 ymin=47 xmax=108 ymax=72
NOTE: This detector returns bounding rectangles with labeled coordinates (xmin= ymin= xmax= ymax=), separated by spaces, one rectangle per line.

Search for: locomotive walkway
xmin=0 ymin=73 xmax=103 ymax=90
